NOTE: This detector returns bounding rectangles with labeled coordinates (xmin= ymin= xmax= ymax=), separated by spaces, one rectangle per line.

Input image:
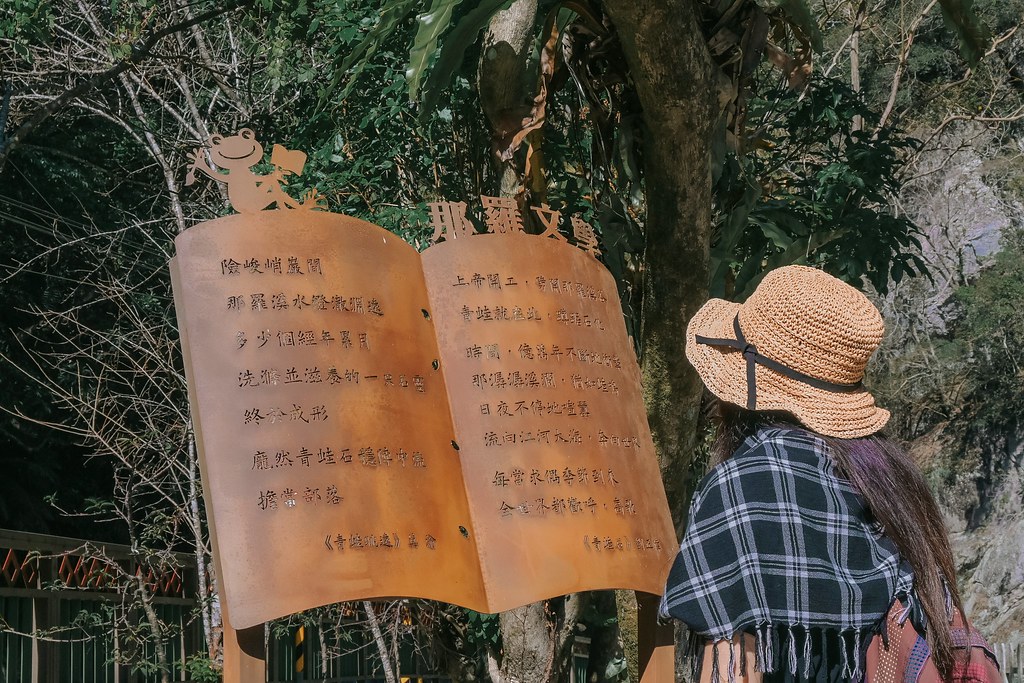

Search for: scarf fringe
xmin=755 ymin=623 xmax=773 ymax=672
xmin=852 ymin=630 xmax=863 ymax=681
xmin=728 ymin=638 xmax=736 ymax=683
xmin=693 ymin=625 xmax=878 ymax=678
xmin=802 ymin=626 xmax=813 ymax=679
xmin=787 ymin=626 xmax=798 ymax=674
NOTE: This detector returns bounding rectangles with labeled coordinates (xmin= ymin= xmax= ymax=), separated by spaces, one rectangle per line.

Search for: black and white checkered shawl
xmin=661 ymin=426 xmax=914 ymax=679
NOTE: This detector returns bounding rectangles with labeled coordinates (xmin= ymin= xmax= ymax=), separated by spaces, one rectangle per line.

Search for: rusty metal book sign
xmin=171 ymin=133 xmax=675 ymax=630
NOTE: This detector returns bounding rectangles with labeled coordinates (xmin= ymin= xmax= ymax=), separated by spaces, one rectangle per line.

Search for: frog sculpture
xmin=185 ymin=128 xmax=324 ymax=212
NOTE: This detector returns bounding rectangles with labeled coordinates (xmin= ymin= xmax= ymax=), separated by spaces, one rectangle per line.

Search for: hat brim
xmin=685 ymin=298 xmax=890 ymax=439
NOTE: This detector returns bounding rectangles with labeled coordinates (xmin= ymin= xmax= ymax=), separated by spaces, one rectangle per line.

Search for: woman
xmin=661 ymin=265 xmax=965 ymax=682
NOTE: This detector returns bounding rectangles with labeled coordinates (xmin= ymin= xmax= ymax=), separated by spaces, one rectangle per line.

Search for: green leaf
xmin=759 ymin=207 xmax=812 ymax=236
xmin=710 ymin=175 xmax=761 ymax=297
xmin=891 ymin=259 xmax=904 ymax=285
xmin=720 ymin=178 xmax=762 ymax=252
xmin=710 ymin=113 xmax=729 ymax=185
xmin=732 ymin=244 xmax=769 ymax=300
xmin=737 ymin=227 xmax=850 ymax=299
xmin=407 ymin=0 xmax=466 ymax=101
xmin=936 ymin=0 xmax=992 ymax=66
xmin=754 ymin=218 xmax=795 ymax=249
xmin=419 ymin=0 xmax=514 ymax=115
xmin=324 ymin=0 xmax=421 ymax=102
xmin=604 ymin=655 xmax=628 ymax=679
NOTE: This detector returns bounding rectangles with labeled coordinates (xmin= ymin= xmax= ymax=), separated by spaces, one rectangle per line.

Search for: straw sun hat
xmin=685 ymin=265 xmax=890 ymax=439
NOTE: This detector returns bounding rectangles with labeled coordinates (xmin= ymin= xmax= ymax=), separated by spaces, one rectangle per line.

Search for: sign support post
xmin=222 ymin=618 xmax=266 ymax=683
xmin=637 ymin=591 xmax=675 ymax=683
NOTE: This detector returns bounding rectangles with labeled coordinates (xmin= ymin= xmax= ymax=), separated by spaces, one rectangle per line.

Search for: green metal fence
xmin=3 ymin=530 xmax=593 ymax=682
xmin=0 ymin=529 xmax=203 ymax=683
xmin=267 ymin=620 xmax=450 ymax=683
xmin=265 ymin=622 xmax=590 ymax=683
xmin=1 ymin=595 xmax=33 ymax=682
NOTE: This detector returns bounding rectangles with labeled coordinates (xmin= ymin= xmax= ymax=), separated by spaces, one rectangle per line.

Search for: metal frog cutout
xmin=185 ymin=128 xmax=325 ymax=213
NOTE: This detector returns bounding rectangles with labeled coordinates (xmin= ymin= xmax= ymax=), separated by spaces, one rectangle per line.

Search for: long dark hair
xmin=710 ymin=400 xmax=964 ymax=678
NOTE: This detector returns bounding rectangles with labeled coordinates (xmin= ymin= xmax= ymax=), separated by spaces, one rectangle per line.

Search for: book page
xmin=422 ymin=232 xmax=676 ymax=612
xmin=172 ymin=211 xmax=485 ymax=628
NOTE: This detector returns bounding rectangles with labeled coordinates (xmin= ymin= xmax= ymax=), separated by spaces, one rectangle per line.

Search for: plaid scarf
xmin=661 ymin=426 xmax=914 ymax=679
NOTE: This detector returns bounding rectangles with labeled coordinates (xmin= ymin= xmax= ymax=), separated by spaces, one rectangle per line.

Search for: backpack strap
xmin=903 ymin=636 xmax=930 ymax=683
xmin=951 ymin=627 xmax=997 ymax=657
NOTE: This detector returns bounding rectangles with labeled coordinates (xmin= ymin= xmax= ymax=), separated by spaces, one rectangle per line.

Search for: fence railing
xmin=0 ymin=528 xmax=203 ymax=683
xmin=265 ymin=620 xmax=447 ymax=683
xmin=264 ymin=624 xmax=589 ymax=683
xmin=1 ymin=530 xmax=467 ymax=682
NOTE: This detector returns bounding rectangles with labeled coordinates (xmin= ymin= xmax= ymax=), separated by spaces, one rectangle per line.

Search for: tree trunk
xmin=477 ymin=1 xmax=715 ymax=679
xmin=187 ymin=429 xmax=217 ymax=661
xmin=497 ymin=601 xmax=553 ymax=682
xmin=602 ymin=3 xmax=715 ymax=677
xmin=603 ymin=0 xmax=715 ymax=535
xmin=363 ymin=601 xmax=398 ymax=683
xmin=135 ymin=573 xmax=172 ymax=683
xmin=478 ymin=0 xmax=538 ymax=196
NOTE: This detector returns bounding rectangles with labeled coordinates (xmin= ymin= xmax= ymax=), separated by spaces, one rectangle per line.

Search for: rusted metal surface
xmin=422 ymin=233 xmax=675 ymax=611
xmin=172 ymin=212 xmax=675 ymax=629
xmin=172 ymin=211 xmax=485 ymax=629
xmin=184 ymin=128 xmax=326 ymax=213
xmin=222 ymin=613 xmax=266 ymax=682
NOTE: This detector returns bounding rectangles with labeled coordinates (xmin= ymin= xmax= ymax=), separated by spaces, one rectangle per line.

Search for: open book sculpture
xmin=172 ymin=131 xmax=675 ymax=630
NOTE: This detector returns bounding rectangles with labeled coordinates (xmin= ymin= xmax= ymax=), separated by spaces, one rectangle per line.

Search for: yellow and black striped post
xmin=294 ymin=625 xmax=305 ymax=679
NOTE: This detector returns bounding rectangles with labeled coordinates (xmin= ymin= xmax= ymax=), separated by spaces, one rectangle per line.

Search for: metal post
xmin=32 ymin=555 xmax=61 ymax=683
xmin=637 ymin=591 xmax=674 ymax=683
xmin=222 ymin=614 xmax=266 ymax=683
xmin=295 ymin=625 xmax=305 ymax=680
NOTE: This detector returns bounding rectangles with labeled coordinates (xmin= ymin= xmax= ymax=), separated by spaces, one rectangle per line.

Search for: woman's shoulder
xmin=732 ymin=424 xmax=828 ymax=467
xmin=690 ymin=425 xmax=832 ymax=505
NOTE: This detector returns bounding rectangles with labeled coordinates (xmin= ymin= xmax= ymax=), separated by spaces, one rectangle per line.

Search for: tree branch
xmin=878 ymin=0 xmax=938 ymax=130
xmin=0 ymin=0 xmax=252 ymax=173
xmin=0 ymin=79 xmax=12 ymax=144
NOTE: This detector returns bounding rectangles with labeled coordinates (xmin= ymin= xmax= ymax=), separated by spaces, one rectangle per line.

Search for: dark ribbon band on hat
xmin=695 ymin=315 xmax=863 ymax=410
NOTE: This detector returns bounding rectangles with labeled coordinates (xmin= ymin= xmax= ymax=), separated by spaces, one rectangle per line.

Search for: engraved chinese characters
xmin=172 ymin=208 xmax=676 ymax=629
xmin=422 ymin=233 xmax=675 ymax=612
xmin=172 ymin=212 xmax=486 ymax=629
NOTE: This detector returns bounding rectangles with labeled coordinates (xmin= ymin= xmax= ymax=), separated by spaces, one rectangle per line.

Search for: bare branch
xmin=0 ymin=0 xmax=252 ymax=172
xmin=878 ymin=0 xmax=939 ymax=130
